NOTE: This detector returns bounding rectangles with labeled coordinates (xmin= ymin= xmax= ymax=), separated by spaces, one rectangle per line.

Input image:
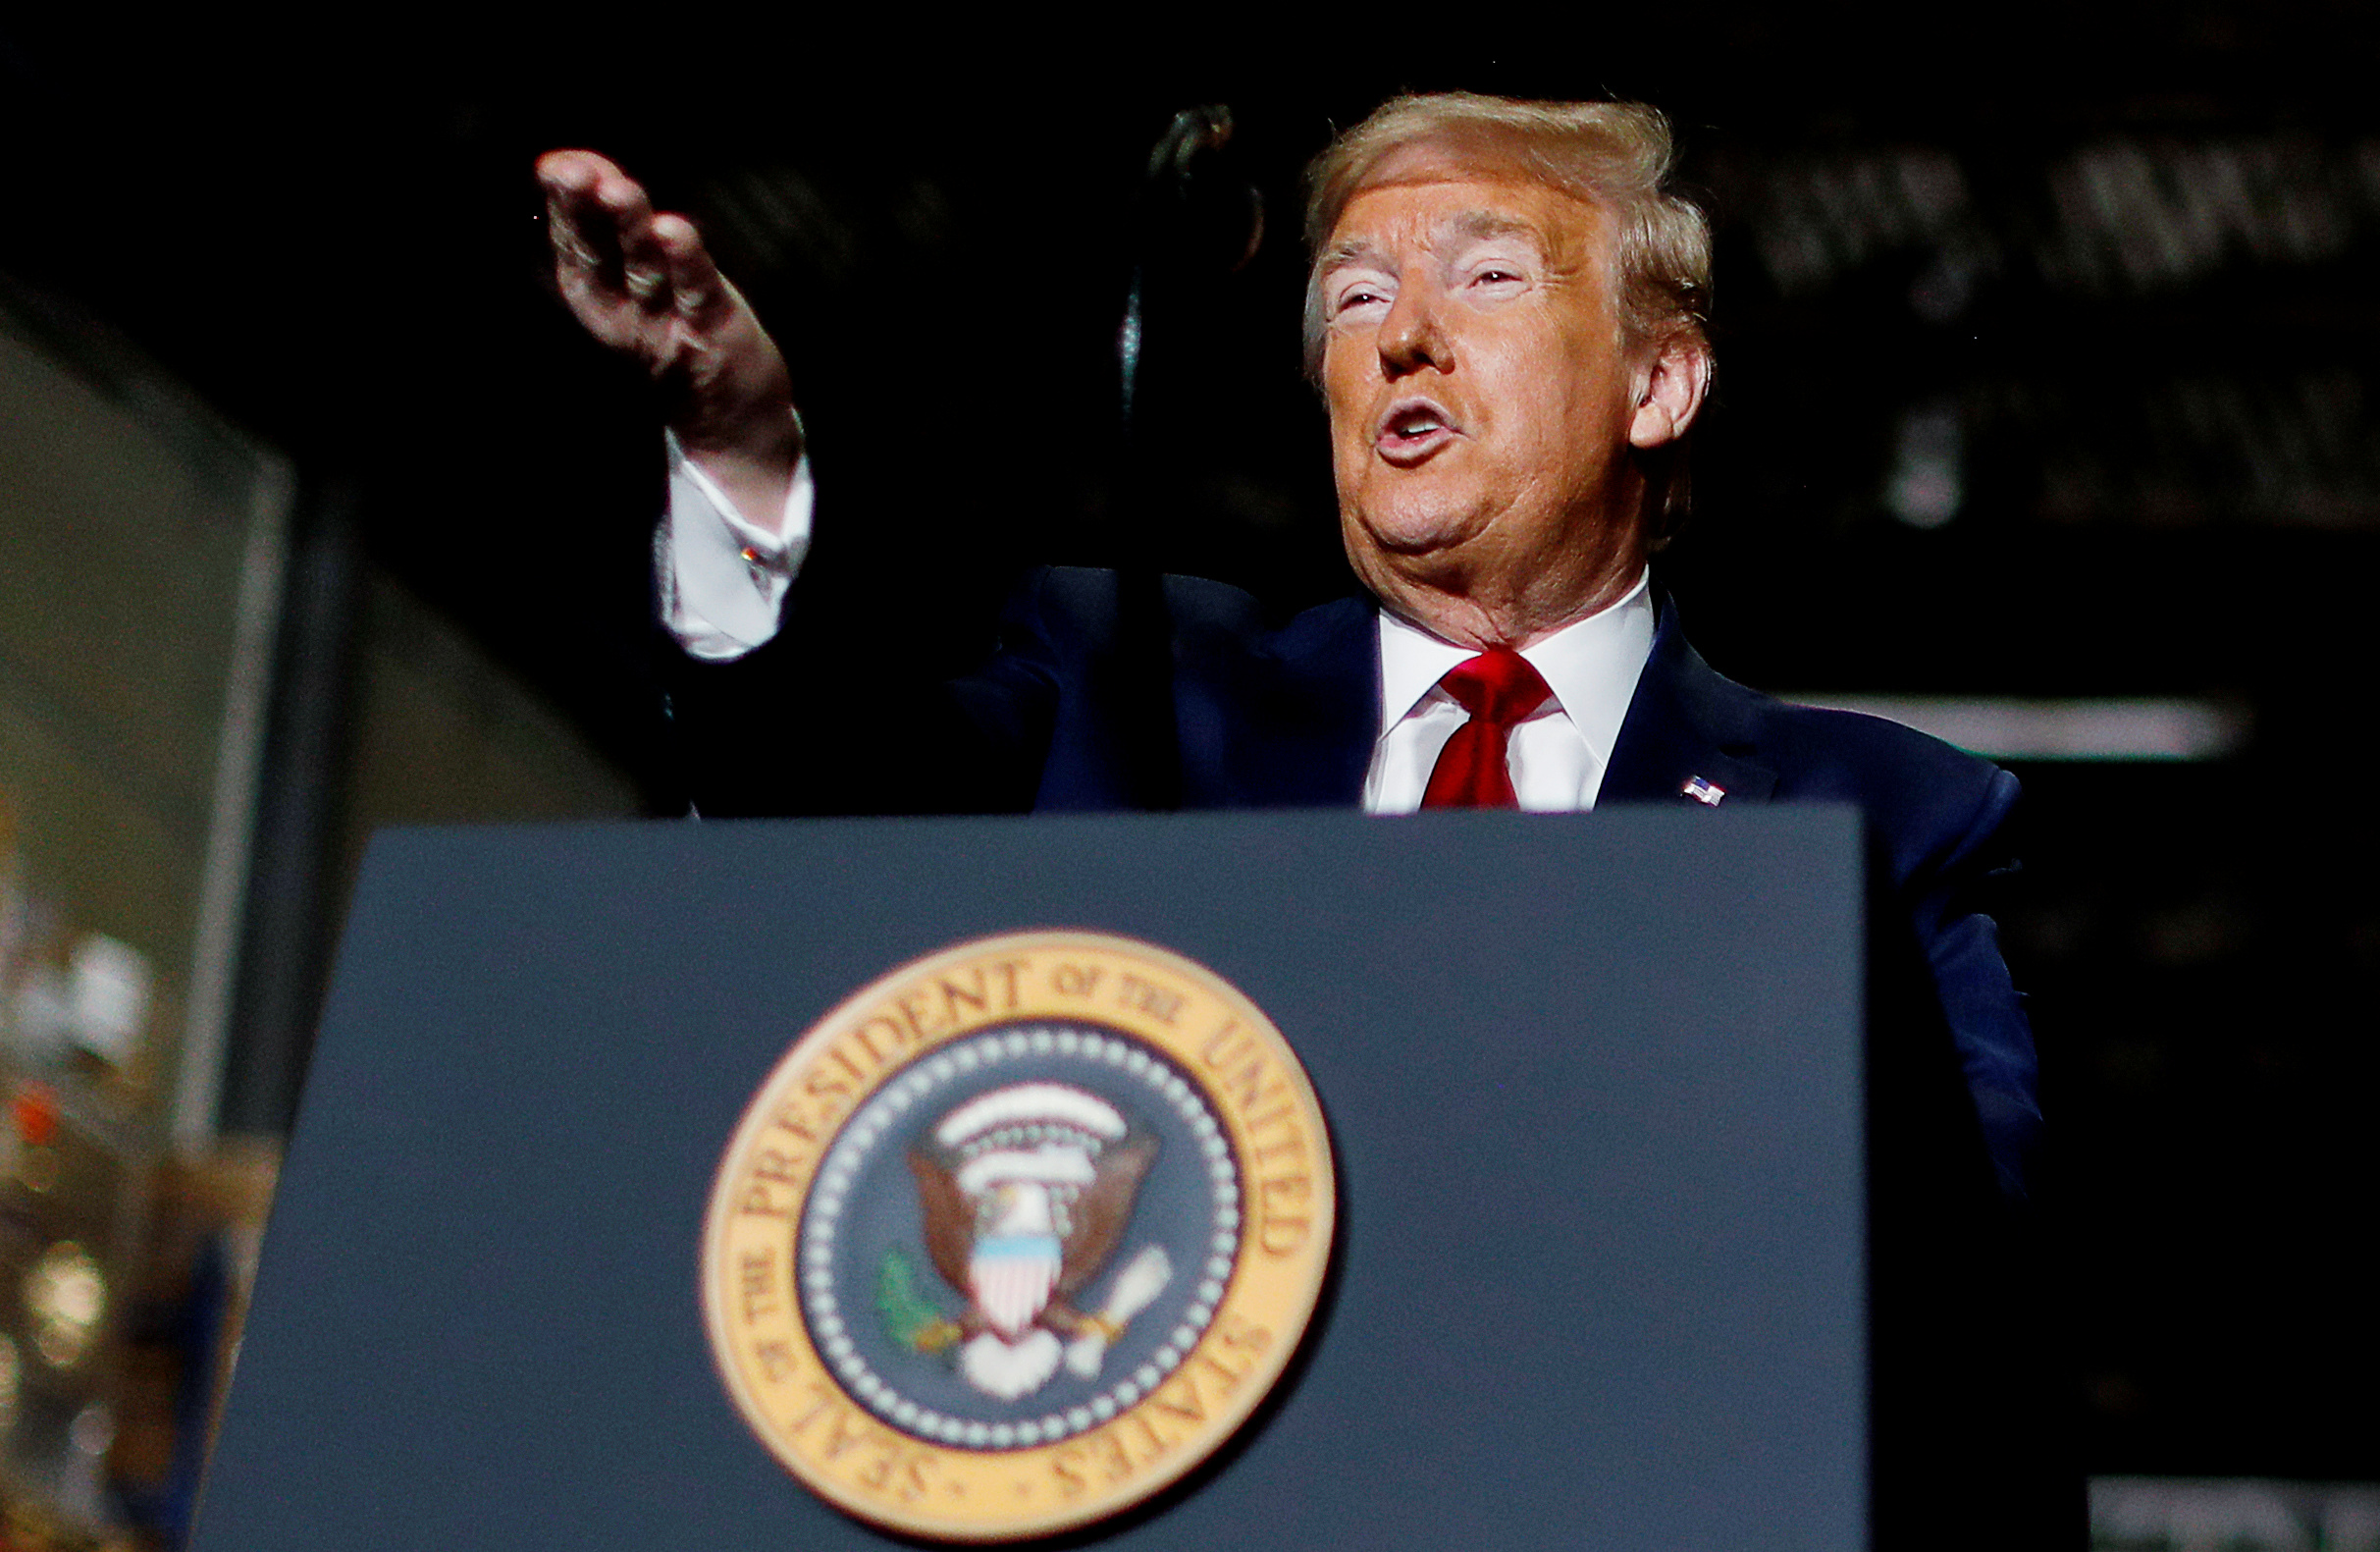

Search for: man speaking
xmin=540 ymin=92 xmax=2069 ymax=1542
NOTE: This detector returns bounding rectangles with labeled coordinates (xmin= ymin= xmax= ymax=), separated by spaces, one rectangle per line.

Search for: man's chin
xmin=1343 ymin=531 xmax=1483 ymax=619
xmin=1342 ymin=502 xmax=1486 ymax=562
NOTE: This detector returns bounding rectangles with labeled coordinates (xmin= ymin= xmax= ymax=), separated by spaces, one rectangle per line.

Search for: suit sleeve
xmin=656 ymin=563 xmax=1067 ymax=818
xmin=1897 ymin=763 xmax=2041 ymax=1207
xmin=1863 ymin=755 xmax=2078 ymax=1544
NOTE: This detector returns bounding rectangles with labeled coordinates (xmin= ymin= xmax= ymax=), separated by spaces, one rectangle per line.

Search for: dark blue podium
xmin=191 ymin=808 xmax=1866 ymax=1550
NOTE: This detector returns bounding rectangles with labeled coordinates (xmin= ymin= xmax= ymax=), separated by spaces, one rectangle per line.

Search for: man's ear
xmin=1627 ymin=332 xmax=1713 ymax=451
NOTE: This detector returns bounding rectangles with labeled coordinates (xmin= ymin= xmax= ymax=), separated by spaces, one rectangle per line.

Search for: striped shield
xmin=970 ymin=1233 xmax=1063 ymax=1339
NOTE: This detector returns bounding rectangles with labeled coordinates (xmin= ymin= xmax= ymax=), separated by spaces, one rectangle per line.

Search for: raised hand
xmin=537 ymin=150 xmax=799 ymax=527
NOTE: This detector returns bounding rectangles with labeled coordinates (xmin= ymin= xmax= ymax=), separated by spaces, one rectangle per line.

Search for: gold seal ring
xmin=702 ymin=930 xmax=1335 ymax=1541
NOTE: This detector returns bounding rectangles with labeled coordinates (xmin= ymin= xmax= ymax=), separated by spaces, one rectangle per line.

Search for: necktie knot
xmin=1419 ymin=650 xmax=1555 ymax=810
xmin=1437 ymin=649 xmax=1552 ymax=726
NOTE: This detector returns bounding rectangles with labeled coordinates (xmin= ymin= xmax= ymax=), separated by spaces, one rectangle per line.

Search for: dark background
xmin=4 ymin=3 xmax=2375 ymax=1484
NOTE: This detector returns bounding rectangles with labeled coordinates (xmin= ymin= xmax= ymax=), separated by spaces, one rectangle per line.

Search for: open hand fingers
xmin=651 ymin=214 xmax=727 ymax=325
xmin=537 ymin=149 xmax=677 ymax=313
xmin=537 ymin=150 xmax=626 ymax=284
xmin=535 ymin=148 xmax=776 ymax=416
xmin=609 ymin=185 xmax=678 ymax=309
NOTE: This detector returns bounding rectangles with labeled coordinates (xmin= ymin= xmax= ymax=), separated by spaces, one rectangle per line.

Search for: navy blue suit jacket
xmin=671 ymin=563 xmax=2038 ymax=1188
xmin=666 ymin=562 xmax=2068 ymax=1540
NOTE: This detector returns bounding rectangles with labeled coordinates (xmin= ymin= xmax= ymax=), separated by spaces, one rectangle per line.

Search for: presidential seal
xmin=702 ymin=931 xmax=1335 ymax=1541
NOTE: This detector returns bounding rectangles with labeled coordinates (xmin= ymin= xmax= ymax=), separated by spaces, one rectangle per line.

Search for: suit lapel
xmin=1200 ymin=591 xmax=1771 ymax=812
xmin=1600 ymin=597 xmax=1778 ymax=807
xmin=1194 ymin=594 xmax=1380 ymax=807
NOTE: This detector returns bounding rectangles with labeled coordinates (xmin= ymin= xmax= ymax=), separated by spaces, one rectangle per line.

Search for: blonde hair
xmin=1302 ymin=92 xmax=1714 ymax=529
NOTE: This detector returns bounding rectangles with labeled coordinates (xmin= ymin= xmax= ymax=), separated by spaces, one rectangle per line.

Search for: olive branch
xmin=875 ymin=1248 xmax=961 ymax=1354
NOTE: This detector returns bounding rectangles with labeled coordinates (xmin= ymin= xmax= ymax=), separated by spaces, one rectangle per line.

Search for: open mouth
xmin=1375 ymin=400 xmax=1457 ymax=464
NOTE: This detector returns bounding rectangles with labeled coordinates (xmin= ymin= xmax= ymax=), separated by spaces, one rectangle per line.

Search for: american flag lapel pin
xmin=1680 ymin=776 xmax=1725 ymax=806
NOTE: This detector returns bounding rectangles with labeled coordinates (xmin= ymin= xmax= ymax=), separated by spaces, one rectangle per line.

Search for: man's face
xmin=1318 ymin=153 xmax=1657 ymax=646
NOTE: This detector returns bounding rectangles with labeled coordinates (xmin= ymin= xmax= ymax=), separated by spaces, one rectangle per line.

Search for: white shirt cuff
xmin=658 ymin=426 xmax=815 ymax=662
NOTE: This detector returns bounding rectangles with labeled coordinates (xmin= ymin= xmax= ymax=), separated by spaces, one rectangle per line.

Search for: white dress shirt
xmin=659 ymin=433 xmax=815 ymax=662
xmin=1361 ymin=576 xmax=1654 ymax=813
xmin=660 ymin=443 xmax=1654 ymax=812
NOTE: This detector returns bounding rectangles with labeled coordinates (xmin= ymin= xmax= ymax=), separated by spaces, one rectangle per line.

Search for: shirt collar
xmin=1374 ymin=569 xmax=1656 ymax=766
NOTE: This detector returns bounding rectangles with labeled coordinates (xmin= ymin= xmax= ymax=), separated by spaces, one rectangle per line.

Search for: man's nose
xmin=1377 ymin=282 xmax=1451 ymax=376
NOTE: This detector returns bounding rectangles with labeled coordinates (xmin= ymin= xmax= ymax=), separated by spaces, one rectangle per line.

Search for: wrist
xmin=666 ymin=314 xmax=799 ymax=463
xmin=677 ymin=401 xmax=802 ymax=470
xmin=675 ymin=406 xmax=803 ymax=536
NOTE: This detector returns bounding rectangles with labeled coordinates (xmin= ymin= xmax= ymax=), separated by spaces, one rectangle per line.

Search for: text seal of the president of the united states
xmin=702 ymin=930 xmax=1336 ymax=1541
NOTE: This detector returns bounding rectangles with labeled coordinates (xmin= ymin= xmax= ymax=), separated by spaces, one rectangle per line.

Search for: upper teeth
xmin=1399 ymin=415 xmax=1441 ymax=435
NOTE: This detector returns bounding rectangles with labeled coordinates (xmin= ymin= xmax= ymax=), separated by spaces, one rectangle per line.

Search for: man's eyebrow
xmin=1319 ymin=237 xmax=1386 ymax=274
xmin=1321 ymin=211 xmax=1545 ymax=273
xmin=1445 ymin=210 xmax=1543 ymax=246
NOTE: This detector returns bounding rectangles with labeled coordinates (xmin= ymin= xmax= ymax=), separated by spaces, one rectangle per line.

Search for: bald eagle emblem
xmin=882 ymin=1082 xmax=1169 ymax=1401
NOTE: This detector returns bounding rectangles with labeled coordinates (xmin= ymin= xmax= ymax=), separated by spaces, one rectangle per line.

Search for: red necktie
xmin=1420 ymin=650 xmax=1553 ymax=809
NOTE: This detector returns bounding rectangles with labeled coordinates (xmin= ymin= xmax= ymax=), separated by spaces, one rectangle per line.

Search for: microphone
xmin=1110 ymin=104 xmax=1264 ymax=814
xmin=1119 ymin=104 xmax=1264 ymax=432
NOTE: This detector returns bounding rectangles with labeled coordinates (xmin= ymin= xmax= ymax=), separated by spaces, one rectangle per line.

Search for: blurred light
xmin=69 ymin=932 xmax=149 ymax=1067
xmin=1786 ymin=696 xmax=2248 ymax=761
xmin=2092 ymin=1477 xmax=2380 ymax=1552
xmin=2049 ymin=137 xmax=2353 ymax=293
xmin=1748 ymin=148 xmax=1976 ymax=294
xmin=24 ymin=1241 xmax=106 ymax=1369
xmin=1885 ymin=401 xmax=1964 ymax=526
xmin=1734 ymin=134 xmax=2374 ymax=300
